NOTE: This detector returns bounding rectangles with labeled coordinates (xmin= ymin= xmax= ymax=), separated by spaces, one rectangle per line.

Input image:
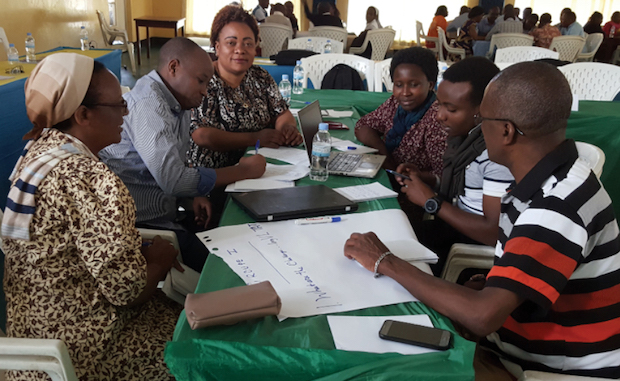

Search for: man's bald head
xmin=157 ymin=37 xmax=208 ymax=72
xmin=485 ymin=62 xmax=571 ymax=138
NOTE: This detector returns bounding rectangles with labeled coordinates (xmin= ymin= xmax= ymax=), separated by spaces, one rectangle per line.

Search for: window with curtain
xmin=514 ymin=0 xmax=620 ymax=25
xmin=346 ymin=1 xmax=468 ymax=41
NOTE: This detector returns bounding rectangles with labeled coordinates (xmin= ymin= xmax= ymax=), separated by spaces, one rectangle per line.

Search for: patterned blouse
xmin=3 ymin=129 xmax=181 ymax=381
xmin=187 ymin=65 xmax=288 ymax=169
xmin=530 ymin=24 xmax=561 ymax=49
xmin=355 ymin=95 xmax=447 ymax=176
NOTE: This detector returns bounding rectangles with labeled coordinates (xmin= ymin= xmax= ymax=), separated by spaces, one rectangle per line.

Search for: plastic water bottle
xmin=279 ymin=74 xmax=292 ymax=105
xmin=7 ymin=44 xmax=19 ymax=66
xmin=293 ymin=60 xmax=304 ymax=95
xmin=80 ymin=26 xmax=89 ymax=51
xmin=310 ymin=123 xmax=331 ymax=182
xmin=324 ymin=39 xmax=332 ymax=54
xmin=25 ymin=33 xmax=36 ymax=62
xmin=306 ymin=38 xmax=313 ymax=51
xmin=436 ymin=62 xmax=449 ymax=87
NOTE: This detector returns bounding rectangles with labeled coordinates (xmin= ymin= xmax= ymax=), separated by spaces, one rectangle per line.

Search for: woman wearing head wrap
xmin=1 ymin=53 xmax=181 ymax=381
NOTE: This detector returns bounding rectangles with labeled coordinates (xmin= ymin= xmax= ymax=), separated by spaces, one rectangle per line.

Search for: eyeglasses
xmin=5 ymin=65 xmax=24 ymax=75
xmin=82 ymin=99 xmax=128 ymax=113
xmin=474 ymin=113 xmax=525 ymax=136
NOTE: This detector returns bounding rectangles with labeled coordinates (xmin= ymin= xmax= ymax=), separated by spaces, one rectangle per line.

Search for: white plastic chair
xmin=495 ymin=46 xmax=559 ymax=63
xmin=349 ymin=28 xmax=396 ymax=61
xmin=288 ymin=37 xmax=343 ymax=53
xmin=519 ymin=370 xmax=615 ymax=380
xmin=259 ymin=23 xmax=292 ymax=57
xmin=576 ymin=33 xmax=604 ymax=62
xmin=96 ymin=10 xmax=136 ymax=75
xmin=575 ymin=141 xmax=605 ymax=177
xmin=488 ymin=33 xmax=533 ymax=58
xmin=374 ymin=58 xmax=392 ymax=92
xmin=416 ymin=21 xmax=438 ymax=53
xmin=300 ymin=53 xmax=375 ymax=90
xmin=548 ymin=36 xmax=586 ymax=62
xmin=138 ymin=228 xmax=199 ymax=304
xmin=0 ymin=338 xmax=78 ymax=381
xmin=0 ymin=27 xmax=9 ymax=57
xmin=558 ymin=62 xmax=620 ymax=101
xmin=437 ymin=27 xmax=465 ymax=63
xmin=613 ymin=47 xmax=620 ymax=65
xmin=308 ymin=26 xmax=348 ymax=44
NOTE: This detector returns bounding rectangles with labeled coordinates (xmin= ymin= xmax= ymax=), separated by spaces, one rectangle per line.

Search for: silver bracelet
xmin=373 ymin=251 xmax=393 ymax=278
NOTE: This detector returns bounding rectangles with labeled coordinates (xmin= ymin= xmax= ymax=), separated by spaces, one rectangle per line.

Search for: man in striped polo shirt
xmin=344 ymin=62 xmax=620 ymax=378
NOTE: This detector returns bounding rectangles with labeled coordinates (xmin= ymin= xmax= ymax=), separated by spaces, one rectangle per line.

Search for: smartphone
xmin=379 ymin=320 xmax=452 ymax=350
xmin=327 ymin=122 xmax=349 ymax=130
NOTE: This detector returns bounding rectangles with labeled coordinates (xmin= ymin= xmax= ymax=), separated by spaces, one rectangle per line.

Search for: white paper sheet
xmin=262 ymin=163 xmax=310 ymax=181
xmin=572 ymin=93 xmax=579 ymax=112
xmin=197 ymin=209 xmax=438 ymax=318
xmin=225 ymin=179 xmax=295 ymax=192
xmin=249 ymin=147 xmax=310 ymax=165
xmin=334 ymin=182 xmax=398 ymax=202
xmin=0 ymin=75 xmax=15 ymax=80
xmin=325 ymin=109 xmax=354 ymax=118
xmin=330 ymin=138 xmax=379 ymax=154
xmin=327 ymin=315 xmax=438 ymax=355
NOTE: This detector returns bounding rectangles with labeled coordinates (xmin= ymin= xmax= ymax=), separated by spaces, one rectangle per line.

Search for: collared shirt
xmin=477 ymin=17 xmax=497 ymax=36
xmin=482 ymin=140 xmax=620 ymax=378
xmin=485 ymin=18 xmax=524 ymax=40
xmin=560 ymin=21 xmax=586 ymax=37
xmin=530 ymin=24 xmax=561 ymax=49
xmin=253 ymin=5 xmax=268 ymax=22
xmin=457 ymin=149 xmax=513 ymax=215
xmin=100 ymin=70 xmax=216 ymax=229
xmin=447 ymin=13 xmax=469 ymax=32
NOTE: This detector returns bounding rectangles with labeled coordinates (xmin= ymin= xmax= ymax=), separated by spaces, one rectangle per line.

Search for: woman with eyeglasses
xmin=1 ymin=53 xmax=181 ymax=380
xmin=187 ymin=5 xmax=302 ymax=171
xmin=394 ymin=57 xmax=513 ymax=278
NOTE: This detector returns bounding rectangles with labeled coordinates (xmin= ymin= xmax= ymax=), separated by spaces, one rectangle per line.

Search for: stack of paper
xmin=249 ymin=147 xmax=309 ymax=166
xmin=226 ymin=179 xmax=294 ymax=192
xmin=330 ymin=137 xmax=379 ymax=154
xmin=225 ymin=163 xmax=309 ymax=192
xmin=334 ymin=182 xmax=398 ymax=202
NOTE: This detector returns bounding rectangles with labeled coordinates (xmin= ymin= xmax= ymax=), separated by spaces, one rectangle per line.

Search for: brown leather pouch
xmin=185 ymin=281 xmax=281 ymax=329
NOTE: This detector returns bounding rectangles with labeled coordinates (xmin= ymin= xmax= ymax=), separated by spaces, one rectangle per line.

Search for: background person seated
xmin=395 ymin=57 xmax=512 ymax=277
xmin=350 ymin=6 xmax=383 ymax=58
xmin=2 ymin=53 xmax=182 ymax=381
xmin=560 ymin=10 xmax=585 ymax=37
xmin=476 ymin=6 xmax=500 ymax=37
xmin=264 ymin=2 xmax=293 ymax=31
xmin=453 ymin=6 xmax=486 ymax=56
xmin=253 ymin=0 xmax=269 ymax=23
xmin=485 ymin=4 xmax=524 ymax=40
xmin=583 ymin=11 xmax=604 ymax=34
xmin=284 ymin=1 xmax=299 ymax=36
xmin=447 ymin=5 xmax=470 ymax=33
xmin=355 ymin=47 xmax=447 ymax=174
xmin=344 ymin=61 xmax=620 ymax=380
xmin=522 ymin=14 xmax=539 ymax=34
xmin=302 ymin=0 xmax=343 ymax=28
xmin=426 ymin=5 xmax=448 ymax=49
xmin=100 ymin=38 xmax=266 ymax=272
xmin=530 ymin=13 xmax=561 ymax=49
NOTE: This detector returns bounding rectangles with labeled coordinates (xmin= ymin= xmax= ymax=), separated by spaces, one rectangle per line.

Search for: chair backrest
xmin=300 ymin=53 xmax=374 ymax=90
xmin=548 ymin=36 xmax=586 ymax=62
xmin=489 ymin=33 xmax=534 ymax=53
xmin=374 ymin=58 xmax=392 ymax=92
xmin=575 ymin=141 xmax=605 ymax=178
xmin=436 ymin=27 xmax=465 ymax=62
xmin=259 ymin=23 xmax=292 ymax=57
xmin=576 ymin=33 xmax=604 ymax=62
xmin=96 ymin=10 xmax=114 ymax=46
xmin=558 ymin=62 xmax=620 ymax=101
xmin=495 ymin=46 xmax=559 ymax=63
xmin=287 ymin=37 xmax=343 ymax=53
xmin=0 ymin=27 xmax=9 ymax=55
xmin=364 ymin=28 xmax=396 ymax=61
xmin=415 ymin=21 xmax=424 ymax=46
xmin=0 ymin=338 xmax=78 ymax=381
xmin=308 ymin=26 xmax=348 ymax=44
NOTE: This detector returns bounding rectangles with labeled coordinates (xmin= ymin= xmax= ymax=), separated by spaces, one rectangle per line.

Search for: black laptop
xmin=231 ymin=185 xmax=358 ymax=222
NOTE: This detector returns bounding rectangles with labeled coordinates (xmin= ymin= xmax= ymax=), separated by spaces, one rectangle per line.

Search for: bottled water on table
xmin=279 ymin=74 xmax=292 ymax=105
xmin=25 ymin=33 xmax=36 ymax=62
xmin=310 ymin=123 xmax=331 ymax=182
xmin=80 ymin=26 xmax=89 ymax=51
xmin=293 ymin=60 xmax=304 ymax=95
xmin=323 ymin=39 xmax=332 ymax=54
xmin=7 ymin=44 xmax=19 ymax=66
xmin=306 ymin=38 xmax=313 ymax=51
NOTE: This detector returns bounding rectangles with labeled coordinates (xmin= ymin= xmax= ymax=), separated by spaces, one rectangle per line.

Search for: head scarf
xmin=23 ymin=52 xmax=94 ymax=140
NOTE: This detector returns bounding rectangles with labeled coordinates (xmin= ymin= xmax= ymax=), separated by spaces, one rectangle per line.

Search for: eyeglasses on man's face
xmin=474 ymin=113 xmax=525 ymax=136
xmin=82 ymin=99 xmax=128 ymax=113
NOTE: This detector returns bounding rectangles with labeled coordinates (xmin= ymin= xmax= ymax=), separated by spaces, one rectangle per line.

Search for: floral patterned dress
xmin=3 ymin=129 xmax=182 ymax=381
xmin=187 ymin=65 xmax=288 ymax=169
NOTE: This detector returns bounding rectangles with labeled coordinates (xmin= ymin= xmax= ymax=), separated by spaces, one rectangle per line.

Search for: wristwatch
xmin=424 ymin=195 xmax=443 ymax=215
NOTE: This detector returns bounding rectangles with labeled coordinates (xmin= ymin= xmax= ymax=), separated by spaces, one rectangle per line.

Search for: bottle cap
xmin=81 ymin=26 xmax=85 ymax=29
xmin=319 ymin=123 xmax=329 ymax=131
xmin=27 ymin=33 xmax=32 ymax=36
xmin=282 ymin=74 xmax=289 ymax=80
xmin=9 ymin=43 xmax=14 ymax=47
xmin=327 ymin=39 xmax=331 ymax=42
xmin=296 ymin=60 xmax=302 ymax=65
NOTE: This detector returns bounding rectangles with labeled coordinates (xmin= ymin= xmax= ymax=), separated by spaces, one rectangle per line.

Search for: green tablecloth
xmin=165 ymin=89 xmax=476 ymax=381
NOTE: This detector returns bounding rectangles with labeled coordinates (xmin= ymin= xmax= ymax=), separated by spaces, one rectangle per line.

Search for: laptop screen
xmin=297 ymin=100 xmax=323 ymax=159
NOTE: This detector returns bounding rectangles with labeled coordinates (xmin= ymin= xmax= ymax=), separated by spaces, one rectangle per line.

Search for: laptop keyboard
xmin=329 ymin=153 xmax=362 ymax=172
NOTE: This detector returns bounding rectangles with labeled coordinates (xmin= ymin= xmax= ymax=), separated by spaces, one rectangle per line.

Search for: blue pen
xmin=385 ymin=169 xmax=412 ymax=181
xmin=347 ymin=146 xmax=357 ymax=150
xmin=294 ymin=216 xmax=342 ymax=225
xmin=291 ymin=100 xmax=311 ymax=104
xmin=255 ymin=140 xmax=260 ymax=154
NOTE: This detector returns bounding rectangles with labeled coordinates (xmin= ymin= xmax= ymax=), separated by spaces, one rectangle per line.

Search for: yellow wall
xmin=126 ymin=0 xmax=153 ymax=42
xmin=0 ymin=0 xmax=109 ymax=59
xmin=125 ymin=0 xmax=185 ymax=42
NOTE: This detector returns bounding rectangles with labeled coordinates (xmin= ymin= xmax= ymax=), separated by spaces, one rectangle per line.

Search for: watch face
xmin=425 ymin=198 xmax=439 ymax=214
